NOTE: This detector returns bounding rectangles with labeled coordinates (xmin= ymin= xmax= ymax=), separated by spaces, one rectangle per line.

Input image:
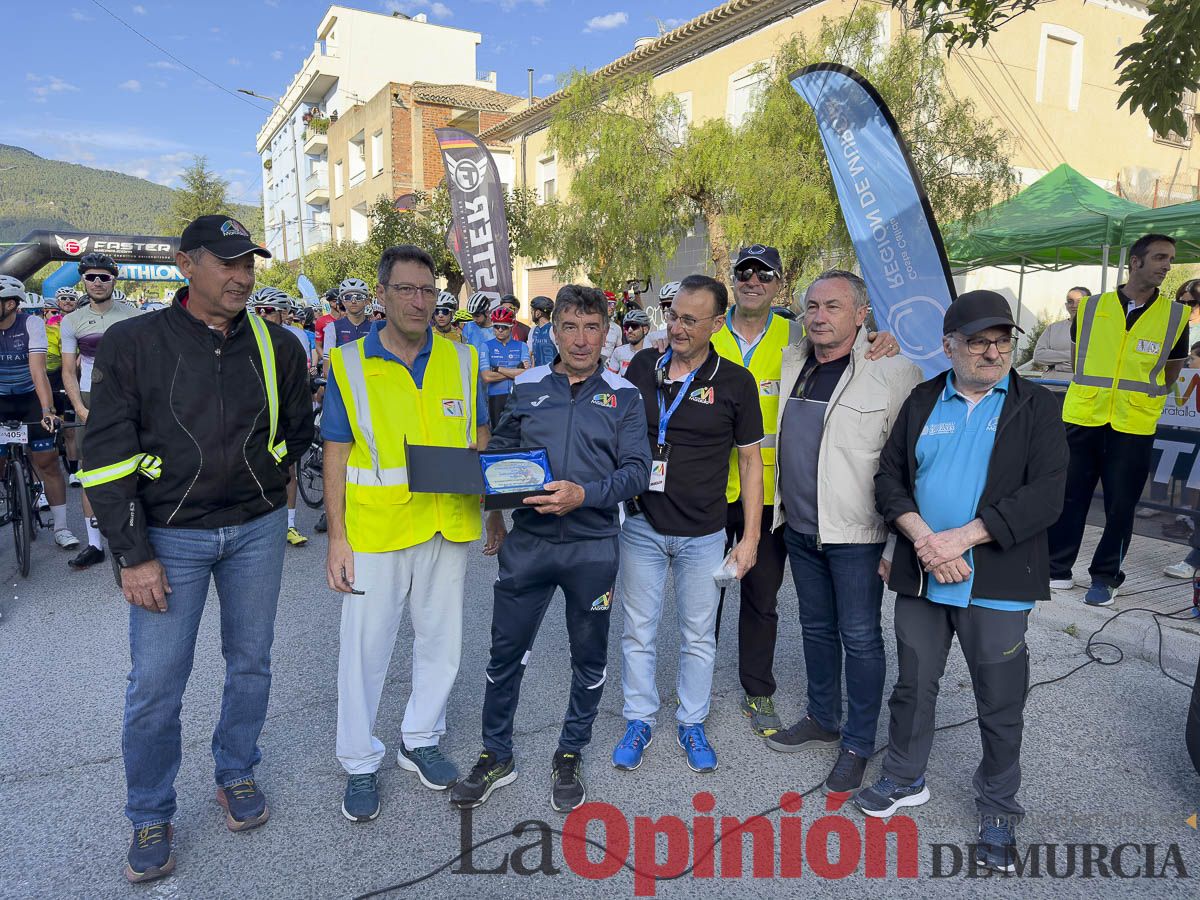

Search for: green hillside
xmin=0 ymin=144 xmax=262 ymax=243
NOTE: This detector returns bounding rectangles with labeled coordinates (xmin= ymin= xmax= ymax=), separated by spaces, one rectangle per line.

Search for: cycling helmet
xmin=54 ymin=286 xmax=80 ymax=305
xmin=0 ymin=276 xmax=24 ymax=303
xmin=466 ymin=291 xmax=492 ymax=316
xmin=499 ymin=293 xmax=520 ymax=308
xmin=338 ymin=277 xmax=371 ymax=300
xmin=77 ymin=252 xmax=119 ymax=276
xmin=622 ymin=308 xmax=650 ymax=327
xmin=111 ymin=289 xmax=127 ymax=302
xmin=530 ymin=295 xmax=553 ymax=314
xmin=453 ymin=309 xmax=473 ymax=323
xmin=490 ymin=306 xmax=516 ymax=326
xmin=659 ymin=281 xmax=681 ymax=304
xmin=435 ymin=290 xmax=459 ymax=313
xmin=250 ymin=286 xmax=292 ymax=309
xmin=21 ymin=293 xmax=45 ymax=311
xmin=324 ymin=287 xmax=340 ymax=303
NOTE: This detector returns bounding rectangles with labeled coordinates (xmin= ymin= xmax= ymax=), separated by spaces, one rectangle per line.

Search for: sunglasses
xmin=492 ymin=323 xmax=511 ymax=329
xmin=83 ymin=273 xmax=114 ymax=283
xmin=434 ymin=309 xmax=454 ymax=316
xmin=255 ymin=306 xmax=280 ymax=315
xmin=734 ymin=268 xmax=778 ymax=283
xmin=623 ymin=323 xmax=645 ymax=331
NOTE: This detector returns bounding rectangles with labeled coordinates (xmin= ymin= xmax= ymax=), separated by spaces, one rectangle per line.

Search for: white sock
xmin=51 ymin=504 xmax=67 ymax=531
xmin=86 ymin=517 xmax=103 ymax=549
xmin=288 ymin=507 xmax=297 ymax=529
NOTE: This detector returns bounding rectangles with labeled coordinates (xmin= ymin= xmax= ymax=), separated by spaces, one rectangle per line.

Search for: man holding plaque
xmin=323 ymin=245 xmax=496 ymax=824
xmin=450 ymin=284 xmax=650 ymax=814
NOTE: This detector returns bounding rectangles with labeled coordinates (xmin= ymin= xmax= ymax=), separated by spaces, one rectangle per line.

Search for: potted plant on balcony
xmin=306 ymin=115 xmax=330 ymax=136
xmin=262 ymin=157 xmax=273 ymax=171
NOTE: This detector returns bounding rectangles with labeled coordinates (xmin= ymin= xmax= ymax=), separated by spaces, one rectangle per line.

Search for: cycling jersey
xmin=61 ymin=300 xmax=141 ymax=392
xmin=605 ymin=341 xmax=643 ymax=376
xmin=0 ymin=312 xmax=48 ymax=396
xmin=323 ymin=316 xmax=373 ymax=354
xmin=461 ymin=321 xmax=494 ymax=360
xmin=45 ymin=313 xmax=63 ymax=373
xmin=484 ymin=338 xmax=530 ymax=397
xmin=529 ymin=322 xmax=557 ymax=367
xmin=433 ymin=326 xmax=462 ymax=343
xmin=284 ymin=323 xmax=311 ymax=358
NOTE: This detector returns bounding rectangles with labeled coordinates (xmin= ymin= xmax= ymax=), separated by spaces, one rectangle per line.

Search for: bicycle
xmin=297 ymin=377 xmax=325 ymax=509
xmin=0 ymin=419 xmax=71 ymax=577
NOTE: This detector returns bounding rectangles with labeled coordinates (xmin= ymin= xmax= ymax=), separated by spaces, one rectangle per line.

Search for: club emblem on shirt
xmin=590 ymin=590 xmax=612 ymax=612
xmin=689 ymin=386 xmax=715 ymax=405
xmin=592 ymin=393 xmax=617 ymax=408
xmin=442 ymin=399 xmax=465 ymax=417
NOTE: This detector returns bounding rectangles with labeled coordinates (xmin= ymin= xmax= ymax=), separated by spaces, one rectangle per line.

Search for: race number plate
xmin=0 ymin=424 xmax=29 ymax=444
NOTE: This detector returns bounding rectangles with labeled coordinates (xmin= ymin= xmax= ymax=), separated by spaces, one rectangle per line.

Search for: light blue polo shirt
xmin=913 ymin=372 xmax=1032 ymax=612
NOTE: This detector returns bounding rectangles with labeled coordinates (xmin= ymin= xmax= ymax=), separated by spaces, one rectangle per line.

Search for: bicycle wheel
xmin=297 ymin=444 xmax=324 ymax=509
xmin=9 ymin=460 xmax=31 ymax=578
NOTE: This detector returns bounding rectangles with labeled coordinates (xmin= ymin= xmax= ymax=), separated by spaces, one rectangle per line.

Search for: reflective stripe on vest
xmin=246 ymin=314 xmax=288 ymax=462
xmin=1074 ymin=293 xmax=1185 ymax=396
xmin=78 ymin=452 xmax=162 ymax=488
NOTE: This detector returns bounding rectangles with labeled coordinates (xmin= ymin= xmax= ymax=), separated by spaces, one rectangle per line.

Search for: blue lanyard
xmin=656 ymin=350 xmax=700 ymax=449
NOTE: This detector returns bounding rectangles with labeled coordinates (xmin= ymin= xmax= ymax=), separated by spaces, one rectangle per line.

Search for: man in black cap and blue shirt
xmin=858 ymin=290 xmax=1067 ymax=873
xmin=83 ymin=214 xmax=313 ymax=884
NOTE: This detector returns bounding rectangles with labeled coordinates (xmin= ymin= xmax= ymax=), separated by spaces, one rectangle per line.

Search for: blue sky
xmin=6 ymin=0 xmax=717 ymax=206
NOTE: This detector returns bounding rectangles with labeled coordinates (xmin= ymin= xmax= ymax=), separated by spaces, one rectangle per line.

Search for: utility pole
xmin=240 ymin=88 xmax=306 ymax=273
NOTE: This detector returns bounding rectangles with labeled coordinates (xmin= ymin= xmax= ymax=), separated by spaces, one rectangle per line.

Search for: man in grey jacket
xmin=763 ymin=270 xmax=921 ymax=796
xmin=1030 ymin=286 xmax=1088 ymax=374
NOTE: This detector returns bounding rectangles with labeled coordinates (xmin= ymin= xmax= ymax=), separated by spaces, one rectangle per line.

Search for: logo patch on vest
xmin=591 ymin=393 xmax=617 ymax=408
xmin=759 ymin=379 xmax=780 ymax=396
xmin=689 ymin=386 xmax=715 ymax=405
xmin=442 ymin=399 xmax=465 ymax=417
xmin=1136 ymin=339 xmax=1162 ymax=354
xmin=590 ymin=590 xmax=612 ymax=612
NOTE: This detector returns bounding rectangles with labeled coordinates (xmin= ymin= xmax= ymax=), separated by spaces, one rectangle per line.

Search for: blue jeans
xmin=123 ymin=506 xmax=287 ymax=827
xmin=784 ymin=528 xmax=885 ymax=757
xmin=618 ymin=513 xmax=726 ymax=727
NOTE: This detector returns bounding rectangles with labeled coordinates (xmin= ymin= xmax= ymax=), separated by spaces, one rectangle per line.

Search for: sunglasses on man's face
xmin=83 ymin=273 xmax=114 ymax=284
xmin=734 ymin=267 xmax=778 ymax=284
xmin=255 ymin=306 xmax=280 ymax=315
xmin=434 ymin=309 xmax=453 ymax=316
xmin=623 ymin=323 xmax=645 ymax=331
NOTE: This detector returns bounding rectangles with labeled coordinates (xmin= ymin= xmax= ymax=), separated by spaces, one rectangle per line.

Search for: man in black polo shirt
xmin=612 ymin=274 xmax=764 ymax=775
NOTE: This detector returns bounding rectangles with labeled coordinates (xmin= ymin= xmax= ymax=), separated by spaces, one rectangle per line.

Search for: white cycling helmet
xmin=112 ymin=289 xmax=127 ymax=303
xmin=435 ymin=290 xmax=459 ymax=313
xmin=338 ymin=277 xmax=371 ymax=301
xmin=466 ymin=291 xmax=492 ymax=315
xmin=54 ymin=287 xmax=81 ymax=307
xmin=21 ymin=292 xmax=45 ymax=311
xmin=0 ymin=276 xmax=26 ymax=302
xmin=249 ymin=286 xmax=292 ymax=309
xmin=658 ymin=281 xmax=681 ymax=304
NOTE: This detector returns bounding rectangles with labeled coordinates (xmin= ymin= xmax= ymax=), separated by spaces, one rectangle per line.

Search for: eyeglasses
xmin=83 ymin=273 xmax=114 ymax=284
xmin=383 ymin=283 xmax=438 ymax=301
xmin=734 ymin=268 xmax=778 ymax=284
xmin=663 ymin=309 xmax=721 ymax=331
xmin=958 ymin=335 xmax=1015 ymax=356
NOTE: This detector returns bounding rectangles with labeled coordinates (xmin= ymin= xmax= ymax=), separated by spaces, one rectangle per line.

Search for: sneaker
xmin=314 ymin=513 xmax=327 ymax=533
xmin=286 ymin=526 xmax=308 ymax=547
xmin=550 ymin=750 xmax=586 ymax=812
xmin=54 ymin=528 xmax=80 ymax=550
xmin=215 ymin=779 xmax=270 ymax=832
xmin=854 ymin=775 xmax=930 ymax=818
xmin=1084 ymin=581 xmax=1117 ymax=607
xmin=68 ymin=472 xmax=82 ymax=487
xmin=1135 ymin=506 xmax=1158 ymax=519
xmin=1162 ymin=521 xmax=1192 ymax=540
xmin=1049 ymin=576 xmax=1075 ymax=590
xmin=341 ymin=772 xmax=381 ymax=822
xmin=740 ymin=694 xmax=782 ymax=737
xmin=68 ymin=545 xmax=104 ymax=569
xmin=765 ymin=715 xmax=841 ymax=753
xmin=35 ymin=491 xmax=49 ymax=510
xmin=824 ymin=748 xmax=868 ymax=795
xmin=612 ymin=720 xmax=653 ymax=771
xmin=124 ymin=823 xmax=175 ymax=884
xmin=449 ymin=751 xmax=517 ymax=809
xmin=398 ymin=743 xmax=459 ymax=790
xmin=975 ymin=815 xmax=1018 ymax=873
xmin=1165 ymin=561 xmax=1194 ymax=580
xmin=677 ymin=723 xmax=717 ymax=773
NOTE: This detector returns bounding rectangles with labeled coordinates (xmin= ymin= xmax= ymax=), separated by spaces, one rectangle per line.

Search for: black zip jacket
xmin=488 ymin=361 xmax=650 ymax=542
xmin=84 ymin=289 xmax=314 ymax=565
xmin=874 ymin=371 xmax=1068 ymax=603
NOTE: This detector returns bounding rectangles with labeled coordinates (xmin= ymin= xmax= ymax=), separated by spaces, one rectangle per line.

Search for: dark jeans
xmin=482 ymin=527 xmax=619 ymax=759
xmin=1188 ymin=654 xmax=1200 ymax=777
xmin=1047 ymin=423 xmax=1153 ymax=588
xmin=716 ymin=503 xmax=787 ymax=697
xmin=881 ymin=594 xmax=1030 ymax=820
xmin=784 ymin=528 xmax=885 ymax=757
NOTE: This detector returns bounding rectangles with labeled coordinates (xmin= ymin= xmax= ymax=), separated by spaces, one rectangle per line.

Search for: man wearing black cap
xmin=856 ymin=290 xmax=1067 ymax=873
xmin=82 ymin=215 xmax=313 ymax=884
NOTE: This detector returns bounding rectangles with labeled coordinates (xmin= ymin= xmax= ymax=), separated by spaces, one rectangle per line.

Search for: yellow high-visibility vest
xmin=712 ymin=311 xmax=795 ymax=505
xmin=1063 ymin=290 xmax=1188 ymax=435
xmin=330 ymin=334 xmax=482 ymax=552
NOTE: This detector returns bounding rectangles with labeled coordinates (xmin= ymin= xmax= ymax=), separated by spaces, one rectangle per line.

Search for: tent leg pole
xmin=1101 ymin=243 xmax=1110 ymax=292
xmin=1017 ymin=265 xmax=1025 ymax=327
xmin=1117 ymin=247 xmax=1127 ymax=286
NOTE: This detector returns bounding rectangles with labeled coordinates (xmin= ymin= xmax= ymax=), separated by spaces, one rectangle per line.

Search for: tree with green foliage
xmin=546 ymin=9 xmax=1015 ymax=289
xmin=891 ymin=0 xmax=1199 ymax=140
xmin=156 ymin=156 xmax=263 ymax=240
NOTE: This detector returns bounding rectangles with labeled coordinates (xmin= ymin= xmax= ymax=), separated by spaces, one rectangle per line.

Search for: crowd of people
xmin=4 ymin=215 xmax=1194 ymax=886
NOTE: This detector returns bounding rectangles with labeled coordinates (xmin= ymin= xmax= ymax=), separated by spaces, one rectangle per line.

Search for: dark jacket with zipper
xmin=487 ymin=360 xmax=650 ymax=542
xmin=874 ymin=370 xmax=1068 ymax=603
xmin=84 ymin=288 xmax=314 ymax=566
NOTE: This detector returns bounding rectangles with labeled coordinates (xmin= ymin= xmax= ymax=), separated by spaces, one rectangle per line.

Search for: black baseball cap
xmin=733 ymin=244 xmax=783 ymax=275
xmin=180 ymin=215 xmax=271 ymax=260
xmin=943 ymin=289 xmax=1024 ymax=336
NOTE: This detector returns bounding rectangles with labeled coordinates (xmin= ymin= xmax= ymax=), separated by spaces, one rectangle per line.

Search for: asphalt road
xmin=2 ymin=501 xmax=1200 ymax=899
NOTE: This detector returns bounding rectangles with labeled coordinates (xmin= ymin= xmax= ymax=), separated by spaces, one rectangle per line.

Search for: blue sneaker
xmin=854 ymin=774 xmax=930 ymax=818
xmin=1084 ymin=581 xmax=1117 ymax=607
xmin=975 ymin=815 xmax=1018 ymax=873
xmin=677 ymin=723 xmax=717 ymax=773
xmin=398 ymin=743 xmax=459 ymax=790
xmin=124 ymin=823 xmax=174 ymax=884
xmin=612 ymin=720 xmax=653 ymax=771
xmin=216 ymin=779 xmax=269 ymax=832
xmin=342 ymin=772 xmax=381 ymax=822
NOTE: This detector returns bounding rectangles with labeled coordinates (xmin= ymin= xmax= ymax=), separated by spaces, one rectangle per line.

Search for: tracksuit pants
xmin=481 ymin=527 xmax=620 ymax=761
xmin=336 ymin=535 xmax=469 ymax=775
xmin=881 ymin=594 xmax=1030 ymax=821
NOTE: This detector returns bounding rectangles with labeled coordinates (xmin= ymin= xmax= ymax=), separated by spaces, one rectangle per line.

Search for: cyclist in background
xmin=528 ymin=295 xmax=556 ymax=367
xmin=606 ymin=308 xmax=650 ymax=376
xmin=482 ymin=305 xmax=530 ymax=428
xmin=48 ymin=288 xmax=82 ymax=482
xmin=452 ymin=309 xmax=472 ymax=340
xmin=461 ymin=292 xmax=495 ymax=360
xmin=647 ymin=281 xmax=679 ymax=347
xmin=0 ymin=276 xmax=78 ymax=549
xmin=321 ymin=278 xmax=374 ymax=375
xmin=433 ymin=291 xmax=461 ymax=341
xmin=314 ymin=287 xmax=343 ymax=359
xmin=498 ymin=294 xmax=530 ymax=342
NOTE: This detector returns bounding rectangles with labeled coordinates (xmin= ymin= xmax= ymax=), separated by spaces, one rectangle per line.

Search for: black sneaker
xmin=853 ymin=774 xmax=930 ymax=818
xmin=68 ymin=545 xmax=104 ymax=570
xmin=764 ymin=715 xmax=841 ymax=753
xmin=216 ymin=779 xmax=270 ymax=832
xmin=314 ymin=513 xmax=327 ymax=534
xmin=550 ymin=750 xmax=586 ymax=812
xmin=124 ymin=823 xmax=175 ymax=884
xmin=824 ymin=748 xmax=868 ymax=795
xmin=342 ymin=772 xmax=381 ymax=822
xmin=975 ymin=815 xmax=1018 ymax=873
xmin=449 ymin=751 xmax=517 ymax=809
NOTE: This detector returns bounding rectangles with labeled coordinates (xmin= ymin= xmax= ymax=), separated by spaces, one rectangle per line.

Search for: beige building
xmin=483 ymin=0 xmax=1199 ymax=315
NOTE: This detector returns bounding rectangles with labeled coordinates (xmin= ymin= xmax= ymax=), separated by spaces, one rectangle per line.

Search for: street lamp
xmin=239 ymin=87 xmax=306 ymax=272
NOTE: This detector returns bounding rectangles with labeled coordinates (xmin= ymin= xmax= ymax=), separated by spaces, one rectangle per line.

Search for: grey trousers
xmin=881 ymin=594 xmax=1031 ymax=820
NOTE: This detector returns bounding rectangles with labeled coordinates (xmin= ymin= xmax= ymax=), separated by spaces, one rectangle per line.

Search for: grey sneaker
xmin=740 ymin=694 xmax=782 ymax=737
xmin=765 ymin=715 xmax=841 ymax=752
xmin=854 ymin=774 xmax=930 ymax=818
xmin=398 ymin=744 xmax=459 ymax=790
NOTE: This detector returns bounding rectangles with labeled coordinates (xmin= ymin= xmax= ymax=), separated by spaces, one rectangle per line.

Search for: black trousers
xmin=1188 ymin=654 xmax=1200 ymax=777
xmin=1047 ymin=423 xmax=1153 ymax=588
xmin=481 ymin=527 xmax=619 ymax=760
xmin=716 ymin=502 xmax=787 ymax=697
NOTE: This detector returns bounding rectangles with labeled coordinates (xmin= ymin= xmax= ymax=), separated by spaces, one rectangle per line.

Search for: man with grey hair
xmin=1031 ymin=286 xmax=1089 ymax=374
xmin=765 ymin=270 xmax=922 ymax=798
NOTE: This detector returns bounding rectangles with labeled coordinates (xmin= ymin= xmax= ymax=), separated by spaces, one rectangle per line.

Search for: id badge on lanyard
xmin=651 ymin=351 xmax=698 ymax=492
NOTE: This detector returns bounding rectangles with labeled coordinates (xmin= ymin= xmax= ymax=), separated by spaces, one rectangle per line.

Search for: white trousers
xmin=336 ymin=534 xmax=469 ymax=775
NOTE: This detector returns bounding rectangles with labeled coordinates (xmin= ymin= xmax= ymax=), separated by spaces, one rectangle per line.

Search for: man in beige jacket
xmin=1031 ymin=286 xmax=1089 ymax=374
xmin=763 ymin=269 xmax=922 ymax=796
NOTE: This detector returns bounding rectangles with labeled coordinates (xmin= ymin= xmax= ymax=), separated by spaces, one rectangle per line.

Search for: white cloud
xmin=584 ymin=11 xmax=628 ymax=33
xmin=132 ymin=4 xmax=146 ymax=13
xmin=228 ymin=57 xmax=244 ymax=67
xmin=70 ymin=8 xmax=92 ymax=21
xmin=530 ymin=35 xmax=542 ymax=46
xmin=271 ymin=50 xmax=283 ymax=61
xmin=119 ymin=79 xmax=142 ymax=92
xmin=381 ymin=0 xmax=453 ymax=18
xmin=537 ymin=73 xmax=555 ymax=85
xmin=148 ymin=60 xmax=180 ymax=70
xmin=659 ymin=17 xmax=687 ymax=30
xmin=27 ymin=74 xmax=80 ymax=103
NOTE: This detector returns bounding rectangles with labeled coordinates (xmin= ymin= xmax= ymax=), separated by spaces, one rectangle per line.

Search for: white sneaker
xmin=1049 ymin=577 xmax=1075 ymax=590
xmin=54 ymin=528 xmax=80 ymax=550
xmin=1164 ymin=561 xmax=1194 ymax=579
xmin=68 ymin=472 xmax=81 ymax=487
xmin=36 ymin=492 xmax=49 ymax=510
